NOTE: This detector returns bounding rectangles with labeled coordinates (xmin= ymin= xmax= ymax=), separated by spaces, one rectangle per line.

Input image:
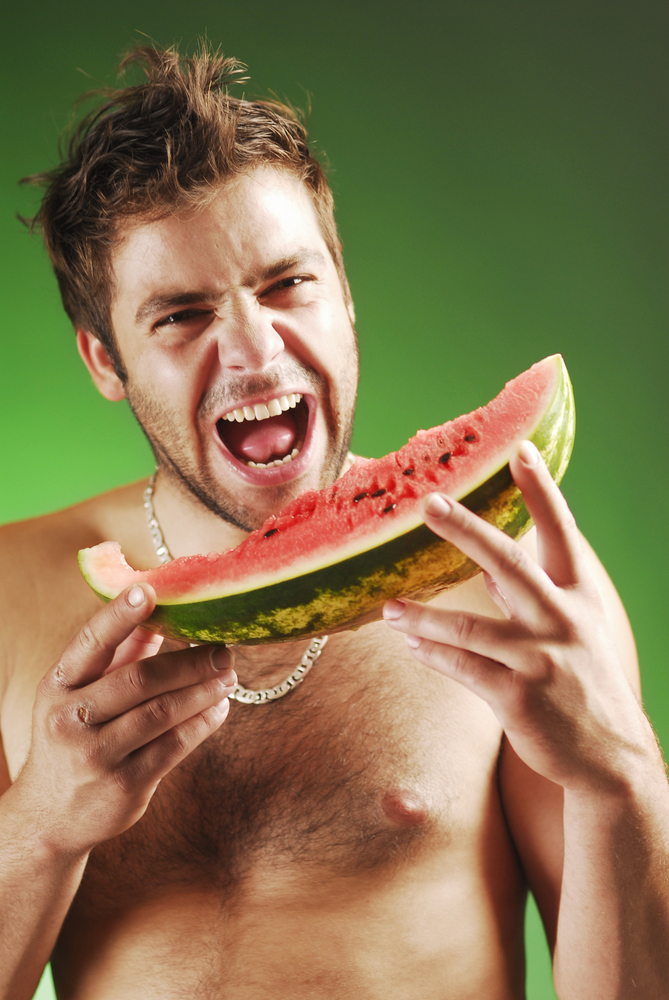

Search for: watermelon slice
xmin=80 ymin=355 xmax=574 ymax=645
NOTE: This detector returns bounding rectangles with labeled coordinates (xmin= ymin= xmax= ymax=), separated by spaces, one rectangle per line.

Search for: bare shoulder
xmin=0 ymin=507 xmax=89 ymax=684
xmin=0 ymin=480 xmax=151 ymax=687
xmin=0 ymin=479 xmax=147 ymax=588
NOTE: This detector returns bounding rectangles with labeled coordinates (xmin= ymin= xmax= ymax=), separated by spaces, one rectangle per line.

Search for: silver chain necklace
xmin=143 ymin=471 xmax=328 ymax=704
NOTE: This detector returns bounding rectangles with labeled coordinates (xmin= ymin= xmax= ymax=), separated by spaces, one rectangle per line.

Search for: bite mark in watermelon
xmin=79 ymin=355 xmax=575 ymax=645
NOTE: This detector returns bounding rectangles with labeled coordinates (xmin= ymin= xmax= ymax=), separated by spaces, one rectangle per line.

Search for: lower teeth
xmin=247 ymin=447 xmax=300 ymax=469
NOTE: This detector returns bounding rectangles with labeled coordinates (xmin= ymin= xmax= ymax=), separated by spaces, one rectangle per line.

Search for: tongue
xmin=224 ymin=412 xmax=298 ymax=464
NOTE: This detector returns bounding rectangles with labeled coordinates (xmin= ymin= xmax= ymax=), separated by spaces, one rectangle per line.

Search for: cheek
xmin=132 ymin=349 xmax=202 ymax=408
xmin=124 ymin=363 xmax=195 ymax=431
xmin=291 ymin=295 xmax=355 ymax=363
xmin=330 ymin=333 xmax=359 ymax=398
xmin=318 ymin=320 xmax=358 ymax=393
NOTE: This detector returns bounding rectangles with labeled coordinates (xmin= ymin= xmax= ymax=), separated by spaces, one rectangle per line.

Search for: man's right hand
xmin=12 ymin=583 xmax=236 ymax=858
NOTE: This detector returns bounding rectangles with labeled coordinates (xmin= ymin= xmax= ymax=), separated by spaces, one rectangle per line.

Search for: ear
xmin=342 ymin=276 xmax=356 ymax=324
xmin=76 ymin=329 xmax=126 ymax=401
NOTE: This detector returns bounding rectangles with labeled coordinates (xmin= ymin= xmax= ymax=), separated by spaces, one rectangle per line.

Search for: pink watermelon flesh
xmin=83 ymin=355 xmax=568 ymax=606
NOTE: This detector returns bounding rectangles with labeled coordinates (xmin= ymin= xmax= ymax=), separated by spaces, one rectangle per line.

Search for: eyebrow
xmin=134 ymin=249 xmax=328 ymax=326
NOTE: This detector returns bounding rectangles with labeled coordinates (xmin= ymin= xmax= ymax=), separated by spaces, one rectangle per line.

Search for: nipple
xmin=380 ymin=790 xmax=430 ymax=828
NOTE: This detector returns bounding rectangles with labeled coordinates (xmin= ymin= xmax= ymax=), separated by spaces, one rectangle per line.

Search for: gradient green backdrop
xmin=1 ymin=3 xmax=666 ymax=998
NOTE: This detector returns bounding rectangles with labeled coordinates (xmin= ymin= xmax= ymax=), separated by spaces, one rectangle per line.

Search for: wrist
xmin=564 ymin=742 xmax=669 ymax=823
xmin=2 ymin=779 xmax=91 ymax=869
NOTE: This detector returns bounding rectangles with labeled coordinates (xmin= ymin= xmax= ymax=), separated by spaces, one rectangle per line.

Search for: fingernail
xmin=127 ymin=585 xmax=145 ymax=608
xmin=383 ymin=599 xmax=406 ymax=620
xmin=218 ymin=669 xmax=237 ymax=688
xmin=424 ymin=493 xmax=452 ymax=518
xmin=406 ymin=635 xmax=422 ymax=648
xmin=211 ymin=647 xmax=236 ymax=679
xmin=518 ymin=440 xmax=540 ymax=466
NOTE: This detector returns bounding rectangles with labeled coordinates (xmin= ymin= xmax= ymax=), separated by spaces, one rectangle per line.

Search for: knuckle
xmin=45 ymin=705 xmax=72 ymax=741
xmin=145 ymin=695 xmax=173 ymax=725
xmin=76 ymin=702 xmax=94 ymax=727
xmin=449 ymin=646 xmax=472 ymax=677
xmin=45 ymin=701 xmax=94 ymax=744
xmin=113 ymin=764 xmax=140 ymax=796
xmin=440 ymin=644 xmax=479 ymax=684
xmin=75 ymin=620 xmax=106 ymax=658
xmin=38 ymin=667 xmax=62 ymax=701
xmin=164 ymin=725 xmax=190 ymax=760
xmin=451 ymin=613 xmax=476 ymax=647
xmin=126 ymin=660 xmax=151 ymax=696
xmin=528 ymin=642 xmax=562 ymax=679
xmin=50 ymin=660 xmax=69 ymax=691
xmin=498 ymin=543 xmax=526 ymax=577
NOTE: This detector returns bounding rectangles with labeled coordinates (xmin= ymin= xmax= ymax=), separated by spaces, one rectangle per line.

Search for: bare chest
xmin=76 ymin=621 xmax=503 ymax=911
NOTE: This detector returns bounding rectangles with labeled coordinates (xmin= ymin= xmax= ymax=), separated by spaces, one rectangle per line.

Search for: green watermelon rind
xmin=84 ymin=358 xmax=574 ymax=646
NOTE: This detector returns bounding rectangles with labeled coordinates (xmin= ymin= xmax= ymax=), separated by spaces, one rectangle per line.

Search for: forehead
xmin=110 ymin=168 xmax=330 ymax=311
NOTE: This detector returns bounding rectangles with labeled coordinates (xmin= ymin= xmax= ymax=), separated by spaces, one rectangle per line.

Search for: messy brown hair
xmin=22 ymin=43 xmax=345 ymax=381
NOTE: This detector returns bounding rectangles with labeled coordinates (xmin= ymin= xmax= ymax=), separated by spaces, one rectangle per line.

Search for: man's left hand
xmin=383 ymin=439 xmax=660 ymax=793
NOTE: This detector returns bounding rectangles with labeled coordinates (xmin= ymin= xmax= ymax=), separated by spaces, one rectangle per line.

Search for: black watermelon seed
xmin=403 ymin=467 xmax=415 ymax=476
xmin=371 ymin=488 xmax=387 ymax=498
xmin=438 ymin=452 xmax=452 ymax=465
xmin=264 ymin=528 xmax=279 ymax=539
xmin=464 ymin=434 xmax=477 ymax=442
xmin=383 ymin=503 xmax=397 ymax=514
xmin=353 ymin=492 xmax=368 ymax=503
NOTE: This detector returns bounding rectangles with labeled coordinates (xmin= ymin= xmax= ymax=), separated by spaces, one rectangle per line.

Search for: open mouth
xmin=216 ymin=392 xmax=311 ymax=470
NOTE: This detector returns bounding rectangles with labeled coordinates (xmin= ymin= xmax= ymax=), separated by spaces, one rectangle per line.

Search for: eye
xmin=154 ymin=308 xmax=213 ymax=329
xmin=262 ymin=275 xmax=313 ymax=298
xmin=277 ymin=276 xmax=306 ymax=289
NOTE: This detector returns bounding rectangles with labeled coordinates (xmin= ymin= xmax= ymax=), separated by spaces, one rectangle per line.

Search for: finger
xmin=121 ymin=698 xmax=231 ymax=787
xmin=100 ymin=671 xmax=237 ymax=759
xmin=383 ymin=597 xmax=519 ymax=662
xmin=78 ymin=645 xmax=236 ymax=725
xmin=105 ymin=628 xmax=165 ymax=674
xmin=509 ymin=440 xmax=585 ymax=587
xmin=51 ymin=585 xmax=157 ymax=690
xmin=403 ymin=634 xmax=515 ymax=707
xmin=421 ymin=492 xmax=552 ymax=618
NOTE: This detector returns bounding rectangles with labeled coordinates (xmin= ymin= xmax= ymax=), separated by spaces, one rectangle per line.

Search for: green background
xmin=1 ymin=2 xmax=666 ymax=998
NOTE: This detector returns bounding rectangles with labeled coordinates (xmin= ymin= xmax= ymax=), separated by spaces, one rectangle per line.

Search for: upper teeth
xmin=224 ymin=393 xmax=302 ymax=423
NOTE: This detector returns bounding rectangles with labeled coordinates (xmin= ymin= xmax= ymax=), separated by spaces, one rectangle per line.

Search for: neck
xmin=149 ymin=474 xmax=250 ymax=561
xmin=148 ymin=451 xmax=357 ymax=563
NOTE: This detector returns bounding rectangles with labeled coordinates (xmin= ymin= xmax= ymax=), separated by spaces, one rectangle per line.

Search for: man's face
xmin=108 ymin=168 xmax=359 ymax=531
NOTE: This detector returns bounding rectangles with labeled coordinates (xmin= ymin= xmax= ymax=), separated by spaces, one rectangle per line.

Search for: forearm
xmin=554 ymin=757 xmax=669 ymax=1000
xmin=0 ymin=784 xmax=88 ymax=1000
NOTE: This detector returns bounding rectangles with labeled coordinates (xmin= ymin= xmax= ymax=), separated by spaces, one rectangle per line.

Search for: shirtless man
xmin=1 ymin=44 xmax=668 ymax=1000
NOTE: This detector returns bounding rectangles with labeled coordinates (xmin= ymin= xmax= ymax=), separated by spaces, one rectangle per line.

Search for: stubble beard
xmin=124 ymin=358 xmax=358 ymax=534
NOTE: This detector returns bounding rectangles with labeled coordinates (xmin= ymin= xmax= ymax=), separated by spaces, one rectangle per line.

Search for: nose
xmin=213 ymin=300 xmax=285 ymax=373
